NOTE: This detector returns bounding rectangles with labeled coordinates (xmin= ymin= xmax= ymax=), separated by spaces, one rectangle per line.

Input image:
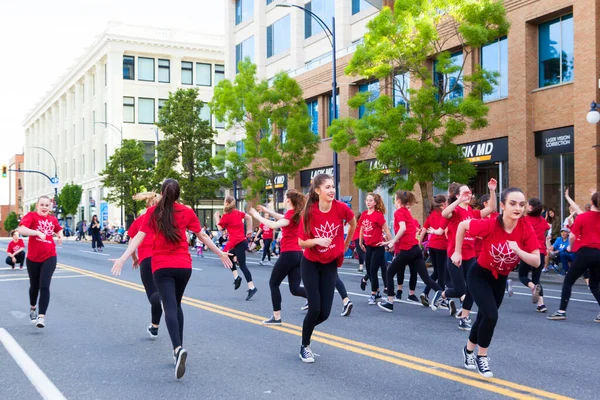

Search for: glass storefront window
xmin=539 ymin=153 xmax=574 ymax=222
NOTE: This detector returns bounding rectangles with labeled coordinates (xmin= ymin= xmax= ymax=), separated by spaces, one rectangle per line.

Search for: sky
xmin=0 ymin=0 xmax=225 ymax=206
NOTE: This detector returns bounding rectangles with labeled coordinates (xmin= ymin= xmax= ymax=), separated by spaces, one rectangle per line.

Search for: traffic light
xmin=1 ymin=165 xmax=6 ymax=178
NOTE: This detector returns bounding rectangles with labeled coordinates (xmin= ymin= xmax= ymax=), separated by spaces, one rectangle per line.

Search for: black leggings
xmin=230 ymin=241 xmax=253 ymax=283
xmin=26 ymin=256 xmax=57 ymax=315
xmin=354 ymin=239 xmax=365 ymax=265
xmin=140 ymin=258 xmax=162 ymax=326
xmin=560 ymin=247 xmax=600 ymax=310
xmin=424 ymin=248 xmax=446 ymax=295
xmin=153 ymin=268 xmax=191 ymax=350
xmin=262 ymin=239 xmax=273 ymax=261
xmin=6 ymin=252 xmax=25 ymax=267
xmin=365 ymin=246 xmax=387 ymax=292
xmin=269 ymin=251 xmax=306 ymax=312
xmin=468 ymin=264 xmax=507 ymax=348
xmin=91 ymin=232 xmax=104 ymax=249
xmin=398 ymin=264 xmax=418 ymax=291
xmin=444 ymin=257 xmax=475 ymax=310
xmin=336 ymin=276 xmax=348 ymax=300
xmin=518 ymin=254 xmax=545 ymax=297
xmin=386 ymin=245 xmax=441 ymax=297
xmin=301 ymin=257 xmax=337 ymax=346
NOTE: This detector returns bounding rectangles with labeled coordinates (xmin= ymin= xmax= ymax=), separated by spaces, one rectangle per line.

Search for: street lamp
xmin=31 ymin=147 xmax=59 ymax=211
xmin=95 ymin=121 xmax=124 ymax=228
xmin=276 ymin=3 xmax=340 ymax=200
xmin=586 ymin=101 xmax=600 ymax=125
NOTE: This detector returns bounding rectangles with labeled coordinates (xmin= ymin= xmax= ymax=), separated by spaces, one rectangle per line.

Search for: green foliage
xmin=58 ymin=183 xmax=83 ymax=218
xmin=3 ymin=212 xmax=19 ymax=232
xmin=211 ymin=60 xmax=319 ymax=207
xmin=330 ymin=0 xmax=510 ymax=219
xmin=155 ymin=88 xmax=223 ymax=210
xmin=99 ymin=140 xmax=153 ymax=220
xmin=29 ymin=203 xmax=36 ymax=212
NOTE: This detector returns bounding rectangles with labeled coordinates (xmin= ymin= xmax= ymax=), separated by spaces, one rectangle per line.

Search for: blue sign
xmin=50 ymin=177 xmax=59 ymax=185
xmin=100 ymin=202 xmax=108 ymax=226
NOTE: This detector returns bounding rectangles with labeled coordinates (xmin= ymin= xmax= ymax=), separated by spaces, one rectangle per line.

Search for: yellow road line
xmin=57 ymin=263 xmax=572 ymax=400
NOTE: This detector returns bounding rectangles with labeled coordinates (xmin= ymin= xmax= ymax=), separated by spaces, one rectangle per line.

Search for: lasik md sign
xmin=460 ymin=137 xmax=508 ymax=163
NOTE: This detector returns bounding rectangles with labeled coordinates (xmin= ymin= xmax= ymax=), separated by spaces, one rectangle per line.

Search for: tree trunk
xmin=418 ymin=181 xmax=432 ymax=223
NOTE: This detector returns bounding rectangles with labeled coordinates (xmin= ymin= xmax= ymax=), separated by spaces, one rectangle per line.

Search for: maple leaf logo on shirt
xmin=489 ymin=242 xmax=519 ymax=270
xmin=362 ymin=219 xmax=373 ymax=234
xmin=315 ymin=221 xmax=339 ymax=240
xmin=36 ymin=219 xmax=55 ymax=240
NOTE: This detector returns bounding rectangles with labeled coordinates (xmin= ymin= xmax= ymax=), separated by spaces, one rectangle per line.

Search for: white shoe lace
xmin=478 ymin=356 xmax=491 ymax=371
xmin=302 ymin=346 xmax=313 ymax=359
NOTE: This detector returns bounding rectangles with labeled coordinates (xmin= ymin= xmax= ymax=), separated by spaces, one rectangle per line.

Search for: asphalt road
xmin=0 ymin=239 xmax=598 ymax=400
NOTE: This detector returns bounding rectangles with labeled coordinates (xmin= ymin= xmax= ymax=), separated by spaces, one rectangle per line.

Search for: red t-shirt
xmin=358 ymin=210 xmax=386 ymax=247
xmin=218 ymin=210 xmax=247 ymax=251
xmin=394 ymin=207 xmax=418 ymax=254
xmin=260 ymin=223 xmax=274 ymax=240
xmin=474 ymin=213 xmax=499 ymax=255
xmin=352 ymin=223 xmax=361 ymax=241
xmin=141 ymin=203 xmax=201 ymax=273
xmin=447 ymin=206 xmax=481 ymax=260
xmin=469 ymin=218 xmax=538 ymax=278
xmin=299 ymin=200 xmax=354 ymax=267
xmin=523 ymin=215 xmax=550 ymax=255
xmin=570 ymin=211 xmax=600 ymax=251
xmin=424 ymin=210 xmax=448 ymax=250
xmin=280 ymin=209 xmax=302 ymax=253
xmin=7 ymin=239 xmax=26 ymax=254
xmin=19 ymin=212 xmax=61 ymax=262
xmin=128 ymin=215 xmax=154 ymax=262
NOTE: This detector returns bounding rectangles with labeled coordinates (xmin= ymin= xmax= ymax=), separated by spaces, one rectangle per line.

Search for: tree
xmin=211 ymin=60 xmax=319 ymax=209
xmin=329 ymin=0 xmax=510 ymax=220
xmin=99 ymin=139 xmax=153 ymax=221
xmin=57 ymin=183 xmax=83 ymax=225
xmin=29 ymin=203 xmax=36 ymax=212
xmin=155 ymin=88 xmax=222 ymax=211
xmin=3 ymin=212 xmax=19 ymax=232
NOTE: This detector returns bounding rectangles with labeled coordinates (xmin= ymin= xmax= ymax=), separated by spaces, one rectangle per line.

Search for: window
xmin=93 ymin=111 xmax=96 ymax=134
xmin=328 ymin=93 xmax=339 ymax=126
xmin=267 ymin=15 xmax=290 ymax=58
xmin=104 ymin=63 xmax=107 ymax=86
xmin=539 ymin=14 xmax=574 ymax=87
xmin=92 ymin=74 xmax=96 ymax=96
xmin=82 ymin=155 xmax=85 ymax=175
xmin=352 ymin=0 xmax=372 ymax=15
xmin=235 ymin=0 xmax=253 ymax=25
xmin=123 ymin=56 xmax=134 ymax=80
xmin=104 ymin=102 xmax=108 ymax=126
xmin=196 ymin=63 xmax=212 ymax=86
xmin=138 ymin=57 xmax=155 ymax=81
xmin=82 ymin=83 xmax=85 ymax=103
xmin=158 ymin=99 xmax=167 ymax=115
xmin=235 ymin=36 xmax=255 ymax=73
xmin=215 ymin=65 xmax=225 ymax=85
xmin=158 ymin=59 xmax=170 ymax=83
xmin=393 ymin=72 xmax=410 ymax=109
xmin=104 ymin=144 xmax=108 ymax=165
xmin=199 ymin=105 xmax=211 ymax=126
xmin=481 ymin=37 xmax=508 ymax=101
xmin=307 ymin=100 xmax=319 ymax=135
xmin=82 ymin=118 xmax=85 ymax=140
xmin=433 ymin=52 xmax=464 ymax=101
xmin=215 ymin=144 xmax=226 ymax=154
xmin=73 ymin=124 xmax=76 ymax=144
xmin=139 ymin=98 xmax=155 ymax=124
xmin=215 ymin=116 xmax=225 ymax=129
xmin=305 ymin=0 xmax=334 ymax=39
xmin=358 ymin=80 xmax=380 ymax=119
xmin=123 ymin=97 xmax=135 ymax=123
xmin=266 ymin=0 xmax=274 ymax=4
xmin=141 ymin=141 xmax=155 ymax=164
xmin=18 ymin=179 xmax=22 ymax=190
xmin=73 ymin=159 xmax=75 ymax=178
xmin=181 ymin=61 xmax=193 ymax=85
xmin=236 ymin=140 xmax=245 ymax=155
xmin=93 ymin=150 xmax=96 ymax=173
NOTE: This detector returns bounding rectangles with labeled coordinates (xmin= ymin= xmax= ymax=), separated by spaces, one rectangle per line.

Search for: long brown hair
xmin=224 ymin=196 xmax=236 ymax=214
xmin=367 ymin=192 xmax=386 ymax=214
xmin=592 ymin=192 xmax=599 ymax=209
xmin=430 ymin=194 xmax=446 ymax=213
xmin=448 ymin=182 xmax=463 ymax=203
xmin=151 ymin=179 xmax=181 ymax=244
xmin=396 ymin=190 xmax=417 ymax=206
xmin=303 ymin=173 xmax=333 ymax=236
xmin=286 ymin=189 xmax=305 ymax=225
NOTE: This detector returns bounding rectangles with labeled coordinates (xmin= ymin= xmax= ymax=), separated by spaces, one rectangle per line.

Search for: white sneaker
xmin=36 ymin=316 xmax=45 ymax=328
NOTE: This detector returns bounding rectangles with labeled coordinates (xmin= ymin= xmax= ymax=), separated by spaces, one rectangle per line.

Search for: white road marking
xmin=78 ymin=250 xmax=110 ymax=256
xmin=192 ymin=268 xmax=203 ymax=271
xmin=10 ymin=311 xmax=28 ymax=319
xmin=0 ymin=275 xmax=88 ymax=283
xmin=0 ymin=328 xmax=67 ymax=400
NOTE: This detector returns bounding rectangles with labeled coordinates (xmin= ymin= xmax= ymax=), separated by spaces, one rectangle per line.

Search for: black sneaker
xmin=175 ymin=348 xmax=187 ymax=379
xmin=547 ymin=310 xmax=566 ymax=320
xmin=462 ymin=346 xmax=477 ymax=370
xmin=233 ymin=276 xmax=242 ymax=290
xmin=394 ymin=290 xmax=402 ymax=303
xmin=375 ymin=292 xmax=382 ymax=300
xmin=246 ymin=287 xmax=258 ymax=301
xmin=430 ymin=290 xmax=443 ymax=311
xmin=147 ymin=325 xmax=159 ymax=339
xmin=300 ymin=301 xmax=309 ymax=311
xmin=536 ymin=304 xmax=547 ymax=313
xmin=377 ymin=300 xmax=394 ymax=313
xmin=407 ymin=294 xmax=419 ymax=302
xmin=29 ymin=308 xmax=38 ymax=323
xmin=458 ymin=317 xmax=472 ymax=331
xmin=419 ymin=293 xmax=430 ymax=307
xmin=360 ymin=279 xmax=367 ymax=291
xmin=262 ymin=316 xmax=282 ymax=325
xmin=448 ymin=299 xmax=457 ymax=317
xmin=299 ymin=345 xmax=314 ymax=363
xmin=532 ymin=284 xmax=542 ymax=304
xmin=341 ymin=301 xmax=353 ymax=316
xmin=506 ymin=279 xmax=514 ymax=297
xmin=476 ymin=355 xmax=493 ymax=378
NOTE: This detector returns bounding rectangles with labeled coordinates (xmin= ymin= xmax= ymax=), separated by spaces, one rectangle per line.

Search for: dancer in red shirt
xmin=298 ymin=174 xmax=355 ymax=363
xmin=5 ymin=230 xmax=26 ymax=269
xmin=420 ymin=195 xmax=448 ymax=307
xmin=453 ymin=187 xmax=539 ymax=378
xmin=215 ymin=196 xmax=257 ymax=300
xmin=18 ymin=196 xmax=64 ymax=328
xmin=249 ymin=190 xmax=307 ymax=325
xmin=111 ymin=179 xmax=232 ymax=379
xmin=255 ymin=220 xmax=274 ymax=266
xmin=352 ymin=213 xmax=365 ymax=273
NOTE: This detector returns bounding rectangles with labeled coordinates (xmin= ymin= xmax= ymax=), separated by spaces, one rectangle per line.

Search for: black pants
xmin=365 ymin=246 xmax=387 ymax=292
xmin=301 ymin=257 xmax=337 ymax=346
xmin=354 ymin=239 xmax=365 ymax=265
xmin=560 ymin=247 xmax=600 ymax=310
xmin=386 ymin=245 xmax=441 ymax=297
xmin=262 ymin=239 xmax=273 ymax=261
xmin=269 ymin=251 xmax=306 ymax=312
xmin=26 ymin=256 xmax=57 ymax=315
xmin=140 ymin=258 xmax=162 ymax=326
xmin=230 ymin=241 xmax=253 ymax=283
xmin=468 ymin=264 xmax=507 ymax=348
xmin=518 ymin=254 xmax=545 ymax=297
xmin=398 ymin=264 xmax=418 ymax=291
xmin=153 ymin=268 xmax=192 ymax=350
xmin=424 ymin=248 xmax=446 ymax=295
xmin=444 ymin=257 xmax=475 ymax=310
xmin=91 ymin=232 xmax=104 ymax=249
xmin=336 ymin=276 xmax=348 ymax=299
xmin=6 ymin=252 xmax=25 ymax=267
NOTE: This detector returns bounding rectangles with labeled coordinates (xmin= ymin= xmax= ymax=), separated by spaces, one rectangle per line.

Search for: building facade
xmin=23 ymin=23 xmax=226 ymax=229
xmin=226 ymin=0 xmax=600 ymax=223
xmin=8 ymin=154 xmax=25 ymax=218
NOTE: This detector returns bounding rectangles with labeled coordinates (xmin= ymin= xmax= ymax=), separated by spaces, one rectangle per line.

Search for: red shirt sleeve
xmin=128 ymin=217 xmax=140 ymax=237
xmin=376 ymin=212 xmax=386 ymax=227
xmin=7 ymin=242 xmax=15 ymax=253
xmin=570 ymin=217 xmax=582 ymax=237
xmin=186 ymin=208 xmax=201 ymax=232
xmin=472 ymin=209 xmax=482 ymax=219
xmin=140 ymin=208 xmax=156 ymax=235
xmin=520 ymin=220 xmax=539 ymax=253
xmin=218 ymin=213 xmax=229 ymax=229
xmin=468 ymin=218 xmax=495 ymax=239
xmin=340 ymin=202 xmax=354 ymax=223
xmin=19 ymin=212 xmax=34 ymax=228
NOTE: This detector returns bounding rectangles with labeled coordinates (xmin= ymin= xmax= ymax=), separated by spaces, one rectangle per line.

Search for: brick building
xmin=8 ymin=154 xmax=25 ymax=218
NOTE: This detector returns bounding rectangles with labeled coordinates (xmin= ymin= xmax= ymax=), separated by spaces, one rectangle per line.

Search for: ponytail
xmin=151 ymin=179 xmax=181 ymax=243
xmin=224 ymin=196 xmax=236 ymax=214
xmin=286 ymin=189 xmax=305 ymax=225
xmin=303 ymin=174 xmax=331 ymax=236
